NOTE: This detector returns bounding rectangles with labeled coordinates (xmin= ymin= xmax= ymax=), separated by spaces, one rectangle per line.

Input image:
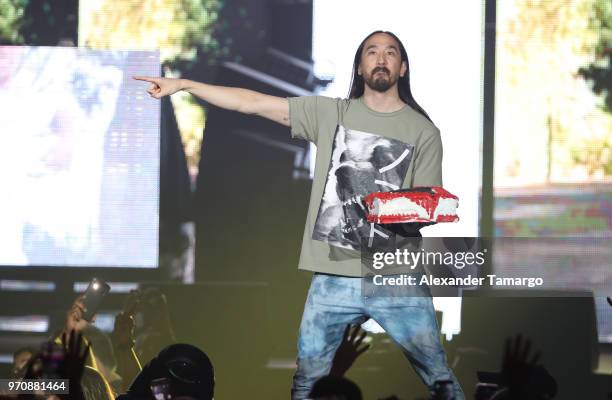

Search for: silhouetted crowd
xmin=8 ymin=287 xmax=599 ymax=400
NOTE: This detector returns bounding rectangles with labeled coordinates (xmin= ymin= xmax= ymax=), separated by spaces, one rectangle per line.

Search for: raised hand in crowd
xmin=501 ymin=335 xmax=540 ymax=389
xmin=329 ymin=324 xmax=371 ymax=377
xmin=10 ymin=347 xmax=34 ymax=379
xmin=113 ymin=289 xmax=140 ymax=349
xmin=58 ymin=329 xmax=90 ymax=400
xmin=65 ymin=296 xmax=92 ymax=334
xmin=17 ymin=351 xmax=45 ymax=400
xmin=136 ymin=287 xmax=177 ymax=365
xmin=17 ymin=330 xmax=89 ymax=400
xmin=112 ymin=289 xmax=143 ymax=392
xmin=496 ymin=335 xmax=556 ymax=400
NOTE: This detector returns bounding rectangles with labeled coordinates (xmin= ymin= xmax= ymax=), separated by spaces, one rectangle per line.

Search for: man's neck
xmin=361 ymin=86 xmax=406 ymax=113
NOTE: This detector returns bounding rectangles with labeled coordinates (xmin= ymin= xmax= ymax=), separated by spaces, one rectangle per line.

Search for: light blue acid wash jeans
xmin=291 ymin=273 xmax=464 ymax=400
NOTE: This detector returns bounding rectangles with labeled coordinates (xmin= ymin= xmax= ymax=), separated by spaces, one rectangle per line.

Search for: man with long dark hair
xmin=135 ymin=30 xmax=463 ymax=399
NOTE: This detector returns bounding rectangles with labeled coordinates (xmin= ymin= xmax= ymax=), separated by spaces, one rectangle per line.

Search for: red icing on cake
xmin=363 ymin=186 xmax=459 ymax=224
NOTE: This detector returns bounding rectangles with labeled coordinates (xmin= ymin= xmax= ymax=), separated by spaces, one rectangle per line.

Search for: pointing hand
xmin=133 ymin=76 xmax=183 ymax=99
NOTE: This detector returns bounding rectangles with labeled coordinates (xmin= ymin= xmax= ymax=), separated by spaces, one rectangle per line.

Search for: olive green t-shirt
xmin=288 ymin=96 xmax=442 ymax=277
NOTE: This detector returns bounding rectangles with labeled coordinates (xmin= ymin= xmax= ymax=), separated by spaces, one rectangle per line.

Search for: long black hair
xmin=348 ymin=30 xmax=433 ymax=123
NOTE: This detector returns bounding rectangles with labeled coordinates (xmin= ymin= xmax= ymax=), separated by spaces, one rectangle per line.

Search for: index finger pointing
xmin=133 ymin=76 xmax=158 ymax=83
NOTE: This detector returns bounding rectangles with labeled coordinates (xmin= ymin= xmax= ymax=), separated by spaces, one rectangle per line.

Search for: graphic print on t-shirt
xmin=312 ymin=125 xmax=414 ymax=250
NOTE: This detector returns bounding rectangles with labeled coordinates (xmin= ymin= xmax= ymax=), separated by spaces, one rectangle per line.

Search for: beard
xmin=363 ymin=67 xmax=399 ymax=93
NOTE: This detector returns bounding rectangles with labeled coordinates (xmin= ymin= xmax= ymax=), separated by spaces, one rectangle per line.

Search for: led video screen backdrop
xmin=0 ymin=46 xmax=160 ymax=267
xmin=493 ymin=0 xmax=612 ymax=342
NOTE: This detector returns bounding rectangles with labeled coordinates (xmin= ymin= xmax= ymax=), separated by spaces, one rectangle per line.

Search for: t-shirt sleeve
xmin=288 ymin=96 xmax=319 ymax=142
xmin=411 ymin=126 xmax=443 ymax=187
xmin=288 ymin=96 xmax=338 ymax=143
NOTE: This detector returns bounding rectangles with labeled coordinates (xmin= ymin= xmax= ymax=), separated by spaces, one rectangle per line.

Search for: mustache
xmin=372 ymin=67 xmax=390 ymax=75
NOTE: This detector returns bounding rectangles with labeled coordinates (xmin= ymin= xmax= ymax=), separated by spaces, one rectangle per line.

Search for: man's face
xmin=357 ymin=33 xmax=407 ymax=93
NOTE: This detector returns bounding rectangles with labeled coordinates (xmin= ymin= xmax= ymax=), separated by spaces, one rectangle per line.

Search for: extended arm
xmin=133 ymin=76 xmax=290 ymax=126
xmin=112 ymin=317 xmax=142 ymax=393
xmin=112 ymin=291 xmax=143 ymax=392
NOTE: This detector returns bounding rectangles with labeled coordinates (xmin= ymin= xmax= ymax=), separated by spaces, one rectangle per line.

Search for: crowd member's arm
xmin=58 ymin=330 xmax=89 ymax=400
xmin=133 ymin=76 xmax=290 ymax=126
xmin=112 ymin=311 xmax=142 ymax=392
xmin=20 ymin=330 xmax=89 ymax=400
xmin=111 ymin=290 xmax=143 ymax=392
xmin=51 ymin=296 xmax=116 ymax=398
xmin=53 ymin=296 xmax=98 ymax=371
xmin=58 ymin=297 xmax=117 ymax=398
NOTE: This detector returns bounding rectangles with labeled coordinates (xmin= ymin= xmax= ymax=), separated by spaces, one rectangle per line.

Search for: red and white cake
xmin=363 ymin=186 xmax=459 ymax=224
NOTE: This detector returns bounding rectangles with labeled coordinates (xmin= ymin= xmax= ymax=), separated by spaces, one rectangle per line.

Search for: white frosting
xmin=371 ymin=195 xmax=458 ymax=221
xmin=372 ymin=197 xmax=430 ymax=219
xmin=432 ymin=197 xmax=458 ymax=219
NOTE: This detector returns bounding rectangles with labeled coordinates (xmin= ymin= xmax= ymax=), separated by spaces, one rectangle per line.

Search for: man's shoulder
xmin=294 ymin=95 xmax=346 ymax=106
xmin=290 ymin=95 xmax=347 ymax=118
